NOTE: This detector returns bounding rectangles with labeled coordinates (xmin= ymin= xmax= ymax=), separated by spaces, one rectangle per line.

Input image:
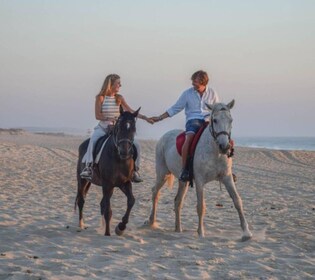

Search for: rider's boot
xmin=80 ymin=163 xmax=93 ymax=180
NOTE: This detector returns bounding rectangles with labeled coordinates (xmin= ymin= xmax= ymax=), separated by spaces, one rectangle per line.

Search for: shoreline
xmin=1 ymin=128 xmax=314 ymax=152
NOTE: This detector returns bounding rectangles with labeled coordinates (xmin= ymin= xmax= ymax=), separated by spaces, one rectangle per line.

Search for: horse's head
xmin=205 ymin=100 xmax=235 ymax=155
xmin=113 ymin=106 xmax=140 ymax=160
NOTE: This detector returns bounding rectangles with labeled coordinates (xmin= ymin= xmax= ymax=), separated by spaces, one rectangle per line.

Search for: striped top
xmin=99 ymin=95 xmax=120 ymax=129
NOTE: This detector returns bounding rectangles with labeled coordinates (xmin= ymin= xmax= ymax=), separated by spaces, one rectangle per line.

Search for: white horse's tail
xmin=166 ymin=174 xmax=175 ymax=189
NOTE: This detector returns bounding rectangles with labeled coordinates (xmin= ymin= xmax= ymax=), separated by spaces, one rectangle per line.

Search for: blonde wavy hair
xmin=97 ymin=74 xmax=122 ymax=105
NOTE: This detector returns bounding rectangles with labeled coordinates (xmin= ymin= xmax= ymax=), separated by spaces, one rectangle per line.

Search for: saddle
xmin=175 ymin=122 xmax=234 ymax=187
xmin=176 ymin=122 xmax=209 ymax=187
xmin=176 ymin=122 xmax=209 ymax=157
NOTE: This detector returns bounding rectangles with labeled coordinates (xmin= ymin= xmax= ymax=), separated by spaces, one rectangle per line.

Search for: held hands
xmin=147 ymin=116 xmax=162 ymax=124
xmin=141 ymin=114 xmax=165 ymax=124
xmin=144 ymin=116 xmax=155 ymax=125
xmin=140 ymin=115 xmax=155 ymax=124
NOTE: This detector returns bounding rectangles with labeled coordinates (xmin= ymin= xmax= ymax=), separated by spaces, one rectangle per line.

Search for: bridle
xmin=112 ymin=117 xmax=135 ymax=160
xmin=209 ymin=108 xmax=232 ymax=148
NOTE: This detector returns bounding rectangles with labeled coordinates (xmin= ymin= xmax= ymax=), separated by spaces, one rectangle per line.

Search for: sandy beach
xmin=0 ymin=131 xmax=314 ymax=279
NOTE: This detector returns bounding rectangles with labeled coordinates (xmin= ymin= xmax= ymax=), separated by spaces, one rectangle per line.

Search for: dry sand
xmin=0 ymin=131 xmax=314 ymax=279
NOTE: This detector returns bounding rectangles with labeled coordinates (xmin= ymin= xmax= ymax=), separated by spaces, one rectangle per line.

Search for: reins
xmin=209 ymin=111 xmax=231 ymax=142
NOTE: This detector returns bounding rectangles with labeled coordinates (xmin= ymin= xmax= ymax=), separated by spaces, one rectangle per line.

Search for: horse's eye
xmin=213 ymin=119 xmax=217 ymax=124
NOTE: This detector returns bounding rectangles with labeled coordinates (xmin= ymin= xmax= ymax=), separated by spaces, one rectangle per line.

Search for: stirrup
xmin=80 ymin=166 xmax=93 ymax=179
xmin=179 ymin=168 xmax=189 ymax=182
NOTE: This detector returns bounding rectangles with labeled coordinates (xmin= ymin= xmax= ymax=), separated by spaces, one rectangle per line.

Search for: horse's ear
xmin=119 ymin=105 xmax=124 ymax=115
xmin=133 ymin=107 xmax=141 ymax=118
xmin=227 ymin=99 xmax=235 ymax=109
xmin=205 ymin=103 xmax=214 ymax=111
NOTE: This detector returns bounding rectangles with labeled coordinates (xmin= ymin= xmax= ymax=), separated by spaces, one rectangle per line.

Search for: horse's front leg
xmin=115 ymin=181 xmax=135 ymax=236
xmin=195 ymin=184 xmax=206 ymax=237
xmin=100 ymin=187 xmax=114 ymax=236
xmin=174 ymin=181 xmax=189 ymax=232
xmin=222 ymin=175 xmax=252 ymax=241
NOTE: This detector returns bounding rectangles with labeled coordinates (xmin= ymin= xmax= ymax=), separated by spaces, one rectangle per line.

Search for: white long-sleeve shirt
xmin=166 ymin=86 xmax=219 ymax=123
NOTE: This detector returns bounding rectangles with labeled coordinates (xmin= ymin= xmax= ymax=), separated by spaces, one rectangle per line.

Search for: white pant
xmin=82 ymin=124 xmax=141 ymax=169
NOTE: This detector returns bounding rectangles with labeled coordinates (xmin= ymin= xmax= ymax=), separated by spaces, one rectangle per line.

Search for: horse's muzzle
xmin=116 ymin=139 xmax=133 ymax=160
xmin=219 ymin=143 xmax=231 ymax=155
xmin=118 ymin=152 xmax=132 ymax=160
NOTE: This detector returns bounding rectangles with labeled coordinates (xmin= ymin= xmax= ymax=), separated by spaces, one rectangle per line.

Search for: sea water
xmin=234 ymin=137 xmax=315 ymax=151
xmin=20 ymin=127 xmax=315 ymax=151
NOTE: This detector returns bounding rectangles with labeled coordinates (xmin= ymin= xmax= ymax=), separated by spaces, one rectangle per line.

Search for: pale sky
xmin=1 ymin=0 xmax=314 ymax=139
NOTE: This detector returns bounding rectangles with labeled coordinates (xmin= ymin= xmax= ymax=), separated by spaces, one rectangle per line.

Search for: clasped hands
xmin=144 ymin=116 xmax=162 ymax=124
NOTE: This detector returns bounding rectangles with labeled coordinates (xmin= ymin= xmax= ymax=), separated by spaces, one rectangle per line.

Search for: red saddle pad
xmin=176 ymin=122 xmax=209 ymax=157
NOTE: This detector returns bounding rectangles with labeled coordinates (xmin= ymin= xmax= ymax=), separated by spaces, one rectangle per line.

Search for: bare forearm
xmin=157 ymin=112 xmax=169 ymax=121
xmin=138 ymin=113 xmax=148 ymax=120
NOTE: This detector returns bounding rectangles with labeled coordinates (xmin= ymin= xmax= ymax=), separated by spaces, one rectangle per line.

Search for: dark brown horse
xmin=75 ymin=107 xmax=140 ymax=236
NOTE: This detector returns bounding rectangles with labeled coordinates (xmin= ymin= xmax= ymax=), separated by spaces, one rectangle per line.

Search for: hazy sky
xmin=1 ymin=0 xmax=314 ymax=139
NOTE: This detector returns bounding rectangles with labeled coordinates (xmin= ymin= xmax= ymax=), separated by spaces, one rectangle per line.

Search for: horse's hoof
xmin=144 ymin=219 xmax=154 ymax=226
xmin=197 ymin=228 xmax=205 ymax=238
xmin=144 ymin=219 xmax=157 ymax=229
xmin=241 ymin=235 xmax=252 ymax=242
xmin=175 ymin=227 xmax=182 ymax=233
xmin=79 ymin=220 xmax=85 ymax=229
xmin=115 ymin=225 xmax=125 ymax=236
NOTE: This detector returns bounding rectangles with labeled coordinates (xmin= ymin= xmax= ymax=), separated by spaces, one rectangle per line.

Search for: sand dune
xmin=0 ymin=132 xmax=314 ymax=279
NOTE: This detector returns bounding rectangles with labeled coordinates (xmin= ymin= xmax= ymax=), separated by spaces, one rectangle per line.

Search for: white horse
xmin=146 ymin=100 xmax=252 ymax=241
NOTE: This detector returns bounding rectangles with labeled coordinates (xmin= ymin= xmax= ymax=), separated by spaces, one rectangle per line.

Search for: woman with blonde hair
xmin=80 ymin=74 xmax=153 ymax=181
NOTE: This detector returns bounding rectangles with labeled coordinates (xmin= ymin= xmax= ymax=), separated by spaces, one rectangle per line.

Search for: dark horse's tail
xmin=74 ymin=139 xmax=90 ymax=213
xmin=74 ymin=195 xmax=78 ymax=212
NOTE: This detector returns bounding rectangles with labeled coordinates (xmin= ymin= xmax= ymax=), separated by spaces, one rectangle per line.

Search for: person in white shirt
xmin=150 ymin=70 xmax=219 ymax=182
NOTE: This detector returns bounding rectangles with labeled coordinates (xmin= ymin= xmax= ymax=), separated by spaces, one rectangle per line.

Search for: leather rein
xmin=209 ymin=109 xmax=231 ymax=141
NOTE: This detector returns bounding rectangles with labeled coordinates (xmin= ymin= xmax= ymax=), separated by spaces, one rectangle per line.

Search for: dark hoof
xmin=115 ymin=225 xmax=125 ymax=236
xmin=132 ymin=171 xmax=143 ymax=183
xmin=241 ymin=235 xmax=252 ymax=242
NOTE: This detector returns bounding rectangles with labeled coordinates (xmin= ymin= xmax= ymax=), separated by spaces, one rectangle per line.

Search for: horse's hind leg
xmin=100 ymin=187 xmax=114 ymax=236
xmin=115 ymin=181 xmax=135 ymax=236
xmin=146 ymin=173 xmax=169 ymax=227
xmin=145 ymin=146 xmax=171 ymax=227
xmin=222 ymin=175 xmax=252 ymax=241
xmin=75 ymin=178 xmax=91 ymax=229
xmin=174 ymin=181 xmax=189 ymax=232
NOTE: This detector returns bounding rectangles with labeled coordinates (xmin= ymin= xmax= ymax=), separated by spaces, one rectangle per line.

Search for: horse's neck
xmin=193 ymin=124 xmax=223 ymax=186
xmin=198 ymin=125 xmax=217 ymax=153
xmin=105 ymin=136 xmax=118 ymax=156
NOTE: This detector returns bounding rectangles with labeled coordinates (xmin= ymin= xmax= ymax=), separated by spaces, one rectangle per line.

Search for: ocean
xmin=19 ymin=127 xmax=315 ymax=151
xmin=234 ymin=137 xmax=315 ymax=151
